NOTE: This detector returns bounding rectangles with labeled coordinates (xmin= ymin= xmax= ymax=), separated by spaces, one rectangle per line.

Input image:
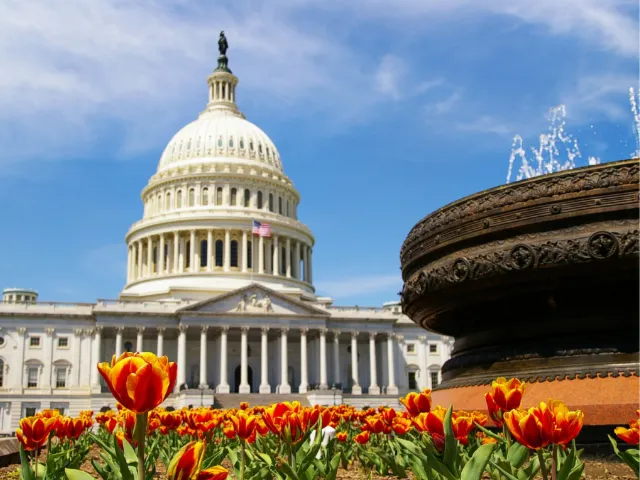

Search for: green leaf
xmin=18 ymin=446 xmax=35 ymax=480
xmin=506 ymin=441 xmax=529 ymax=469
xmin=395 ymin=437 xmax=423 ymax=456
xmin=423 ymin=449 xmax=457 ymax=480
xmin=257 ymin=452 xmax=273 ymax=466
xmin=489 ymin=460 xmax=520 ymax=480
xmin=64 ymin=468 xmax=96 ymax=480
xmin=113 ymin=435 xmax=134 ymax=480
xmin=557 ymin=445 xmax=575 ymax=480
xmin=461 ymin=443 xmax=496 ymax=480
xmin=278 ymin=460 xmax=302 ymax=480
xmin=609 ymin=435 xmax=640 ymax=474
xmin=324 ymin=453 xmax=341 ymax=480
xmin=407 ymin=455 xmax=431 ymax=480
xmin=122 ymin=439 xmax=138 ymax=466
xmin=565 ymin=461 xmax=585 ymax=480
xmin=443 ymin=405 xmax=457 ymax=473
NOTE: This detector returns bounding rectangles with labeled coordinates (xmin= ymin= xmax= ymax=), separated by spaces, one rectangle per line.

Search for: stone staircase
xmin=213 ymin=393 xmax=310 ymax=409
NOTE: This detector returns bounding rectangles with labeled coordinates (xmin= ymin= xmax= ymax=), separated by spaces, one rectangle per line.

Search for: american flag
xmin=252 ymin=220 xmax=271 ymax=237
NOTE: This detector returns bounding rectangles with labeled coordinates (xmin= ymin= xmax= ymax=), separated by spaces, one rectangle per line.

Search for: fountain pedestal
xmin=400 ymin=159 xmax=639 ymax=428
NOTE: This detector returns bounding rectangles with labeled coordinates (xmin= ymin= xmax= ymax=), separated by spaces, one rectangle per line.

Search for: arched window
xmin=281 ymin=247 xmax=286 ymax=275
xmin=268 ymin=193 xmax=274 ymax=212
xmin=278 ymin=196 xmax=283 ymax=214
xmin=165 ymin=192 xmax=171 ymax=210
xmin=216 ymin=187 xmax=223 ymax=206
xmin=185 ymin=241 xmax=191 ymax=269
xmin=257 ymin=191 xmax=263 ymax=209
xmin=157 ymin=194 xmax=162 ymax=212
xmin=201 ymin=188 xmax=209 ymax=206
xmin=200 ymin=240 xmax=207 ymax=268
xmin=0 ymin=359 xmax=4 ymax=387
xmin=230 ymin=240 xmax=238 ymax=267
xmin=244 ymin=189 xmax=250 ymax=207
xmin=230 ymin=188 xmax=237 ymax=206
xmin=247 ymin=241 xmax=252 ymax=269
xmin=215 ymin=240 xmax=223 ymax=267
xmin=176 ymin=190 xmax=183 ymax=208
xmin=188 ymin=188 xmax=195 ymax=206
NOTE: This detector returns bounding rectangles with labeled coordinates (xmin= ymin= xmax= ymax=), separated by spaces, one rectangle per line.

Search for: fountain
xmin=400 ymin=94 xmax=640 ymax=436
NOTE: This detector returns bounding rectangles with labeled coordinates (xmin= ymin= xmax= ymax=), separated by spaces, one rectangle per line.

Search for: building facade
xmin=0 ymin=39 xmax=451 ymax=432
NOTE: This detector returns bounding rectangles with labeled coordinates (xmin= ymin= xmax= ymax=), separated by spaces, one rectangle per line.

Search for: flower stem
xmin=34 ymin=448 xmax=38 ymax=479
xmin=136 ymin=413 xmax=148 ymax=480
xmin=537 ymin=449 xmax=548 ymax=480
xmin=551 ymin=444 xmax=558 ymax=480
xmin=240 ymin=440 xmax=245 ymax=480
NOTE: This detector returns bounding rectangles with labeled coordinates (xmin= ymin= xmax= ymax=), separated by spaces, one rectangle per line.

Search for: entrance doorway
xmin=234 ymin=365 xmax=253 ymax=393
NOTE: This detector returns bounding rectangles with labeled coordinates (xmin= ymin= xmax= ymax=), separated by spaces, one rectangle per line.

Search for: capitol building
xmin=0 ymin=35 xmax=450 ymax=432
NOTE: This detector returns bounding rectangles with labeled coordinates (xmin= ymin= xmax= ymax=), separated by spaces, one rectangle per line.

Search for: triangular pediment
xmin=178 ymin=284 xmax=329 ymax=316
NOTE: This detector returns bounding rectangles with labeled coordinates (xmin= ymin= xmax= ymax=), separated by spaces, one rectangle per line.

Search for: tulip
xmin=615 ymin=417 xmax=640 ymax=445
xmin=167 ymin=441 xmax=205 ymax=480
xmin=197 ymin=466 xmax=229 ymax=480
xmin=97 ymin=352 xmax=177 ymax=414
xmin=231 ymin=411 xmax=257 ymax=441
xmin=15 ymin=416 xmax=57 ymax=451
xmin=354 ymin=430 xmax=370 ymax=445
xmin=363 ymin=416 xmax=385 ymax=434
xmin=485 ymin=377 xmax=525 ymax=427
xmin=336 ymin=432 xmax=348 ymax=442
xmin=400 ymin=389 xmax=432 ymax=417
xmin=391 ymin=417 xmax=412 ymax=435
xmin=240 ymin=402 xmax=249 ymax=410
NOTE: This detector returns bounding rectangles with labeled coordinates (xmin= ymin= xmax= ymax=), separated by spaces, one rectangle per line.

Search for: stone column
xmin=279 ymin=328 xmax=291 ymax=393
xmin=299 ymin=328 xmax=308 ymax=393
xmin=418 ymin=336 xmax=427 ymax=390
xmin=173 ymin=232 xmax=180 ymax=273
xmin=176 ymin=325 xmax=187 ymax=391
xmin=217 ymin=327 xmax=230 ymax=393
xmin=332 ymin=330 xmax=341 ymax=388
xmin=272 ymin=235 xmax=279 ymax=275
xmin=127 ymin=246 xmax=132 ymax=282
xmin=351 ymin=332 xmax=361 ymax=394
xmin=72 ymin=329 xmax=83 ymax=387
xmin=242 ymin=230 xmax=248 ymax=272
xmin=15 ymin=328 xmax=26 ymax=389
xmin=207 ymin=230 xmax=213 ymax=272
xmin=190 ymin=230 xmax=196 ymax=272
xmin=239 ymin=326 xmax=250 ymax=393
xmin=369 ymin=332 xmax=380 ymax=394
xmin=224 ymin=229 xmax=231 ymax=271
xmin=166 ymin=237 xmax=173 ymax=274
xmin=156 ymin=328 xmax=165 ymax=357
xmin=82 ymin=329 xmax=93 ymax=386
xmin=308 ymin=248 xmax=313 ymax=284
xmin=42 ymin=328 xmax=54 ymax=390
xmin=91 ymin=327 xmax=102 ymax=389
xmin=158 ymin=234 xmax=165 ymax=274
xmin=386 ymin=333 xmax=398 ymax=395
xmin=294 ymin=241 xmax=301 ymax=279
xmin=136 ymin=327 xmax=144 ymax=352
xmin=319 ymin=328 xmax=328 ymax=389
xmin=115 ymin=327 xmax=124 ymax=359
xmin=199 ymin=326 xmax=208 ymax=389
xmin=259 ymin=328 xmax=270 ymax=393
xmin=147 ymin=237 xmax=153 ymax=277
xmin=137 ymin=241 xmax=143 ymax=279
xmin=302 ymin=244 xmax=308 ymax=282
xmin=258 ymin=235 xmax=265 ymax=274
xmin=285 ymin=238 xmax=291 ymax=278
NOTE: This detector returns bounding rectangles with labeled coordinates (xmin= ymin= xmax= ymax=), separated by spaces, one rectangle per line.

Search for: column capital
xmin=45 ymin=328 xmax=55 ymax=336
xmin=350 ymin=331 xmax=359 ymax=339
xmin=95 ymin=326 xmax=104 ymax=334
xmin=317 ymin=327 xmax=328 ymax=335
xmin=137 ymin=326 xmax=146 ymax=334
xmin=84 ymin=328 xmax=95 ymax=336
xmin=299 ymin=328 xmax=309 ymax=335
xmin=418 ymin=335 xmax=427 ymax=342
xmin=261 ymin=327 xmax=270 ymax=334
xmin=220 ymin=326 xmax=230 ymax=333
xmin=156 ymin=327 xmax=166 ymax=334
xmin=200 ymin=325 xmax=209 ymax=333
xmin=369 ymin=331 xmax=377 ymax=340
xmin=396 ymin=334 xmax=405 ymax=343
xmin=178 ymin=325 xmax=188 ymax=334
xmin=386 ymin=332 xmax=396 ymax=339
xmin=240 ymin=325 xmax=250 ymax=333
xmin=115 ymin=326 xmax=125 ymax=333
xmin=74 ymin=328 xmax=84 ymax=336
xmin=280 ymin=327 xmax=289 ymax=334
xmin=332 ymin=329 xmax=341 ymax=338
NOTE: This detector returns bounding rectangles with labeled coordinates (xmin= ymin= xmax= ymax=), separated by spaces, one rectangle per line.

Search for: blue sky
xmin=0 ymin=0 xmax=638 ymax=306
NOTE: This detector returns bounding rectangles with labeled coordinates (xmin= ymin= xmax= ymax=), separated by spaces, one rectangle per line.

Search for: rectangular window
xmin=429 ymin=344 xmax=438 ymax=353
xmin=55 ymin=368 xmax=66 ymax=388
xmin=57 ymin=337 xmax=68 ymax=348
xmin=430 ymin=372 xmax=439 ymax=388
xmin=29 ymin=337 xmax=40 ymax=347
xmin=408 ymin=372 xmax=417 ymax=389
xmin=25 ymin=407 xmax=37 ymax=417
xmin=406 ymin=343 xmax=416 ymax=353
xmin=27 ymin=367 xmax=38 ymax=388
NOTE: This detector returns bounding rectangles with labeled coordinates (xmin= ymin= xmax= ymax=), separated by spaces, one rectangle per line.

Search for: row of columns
xmin=127 ymin=230 xmax=312 ymax=285
xmin=105 ymin=326 xmax=399 ymax=395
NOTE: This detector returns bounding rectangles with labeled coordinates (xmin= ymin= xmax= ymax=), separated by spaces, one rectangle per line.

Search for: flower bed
xmin=13 ymin=352 xmax=639 ymax=480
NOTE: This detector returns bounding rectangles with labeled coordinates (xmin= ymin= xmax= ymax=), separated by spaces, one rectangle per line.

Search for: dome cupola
xmin=121 ymin=32 xmax=315 ymax=301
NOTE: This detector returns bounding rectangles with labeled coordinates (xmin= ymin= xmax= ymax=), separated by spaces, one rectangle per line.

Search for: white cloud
xmin=315 ymin=274 xmax=401 ymax=299
xmin=374 ymin=55 xmax=406 ymax=100
xmin=426 ymin=90 xmax=463 ymax=116
xmin=455 ymin=116 xmax=513 ymax=136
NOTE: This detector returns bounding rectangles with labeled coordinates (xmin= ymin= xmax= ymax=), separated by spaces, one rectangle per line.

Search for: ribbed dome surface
xmin=157 ymin=109 xmax=283 ymax=172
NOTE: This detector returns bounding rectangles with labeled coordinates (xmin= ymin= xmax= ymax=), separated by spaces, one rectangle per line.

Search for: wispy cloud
xmin=455 ymin=115 xmax=514 ymax=136
xmin=315 ymin=274 xmax=401 ymax=299
xmin=426 ymin=90 xmax=463 ymax=116
xmin=374 ymin=55 xmax=407 ymax=100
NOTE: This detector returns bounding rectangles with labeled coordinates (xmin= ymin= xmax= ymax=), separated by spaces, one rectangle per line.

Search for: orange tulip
xmin=336 ymin=432 xmax=348 ymax=442
xmin=197 ymin=466 xmax=229 ymax=480
xmin=15 ymin=416 xmax=57 ymax=451
xmin=354 ymin=430 xmax=371 ymax=445
xmin=485 ymin=377 xmax=525 ymax=427
xmin=230 ymin=411 xmax=257 ymax=441
xmin=615 ymin=412 xmax=640 ymax=445
xmin=240 ymin=402 xmax=249 ymax=410
xmin=223 ymin=422 xmax=236 ymax=439
xmin=167 ymin=440 xmax=205 ymax=480
xmin=97 ymin=352 xmax=177 ymax=414
xmin=504 ymin=400 xmax=583 ymax=450
xmin=400 ymin=389 xmax=432 ymax=417
xmin=412 ymin=407 xmax=475 ymax=448
xmin=392 ymin=417 xmax=412 ymax=435
xmin=61 ymin=417 xmax=87 ymax=440
xmin=256 ymin=417 xmax=269 ymax=436
xmin=363 ymin=416 xmax=385 ymax=434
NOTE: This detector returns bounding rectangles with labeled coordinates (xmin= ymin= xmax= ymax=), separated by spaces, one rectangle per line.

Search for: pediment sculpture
xmin=235 ymin=293 xmax=274 ymax=313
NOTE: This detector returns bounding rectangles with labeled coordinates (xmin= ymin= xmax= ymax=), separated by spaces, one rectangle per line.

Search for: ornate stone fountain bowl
xmin=400 ymin=158 xmax=639 ymax=428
